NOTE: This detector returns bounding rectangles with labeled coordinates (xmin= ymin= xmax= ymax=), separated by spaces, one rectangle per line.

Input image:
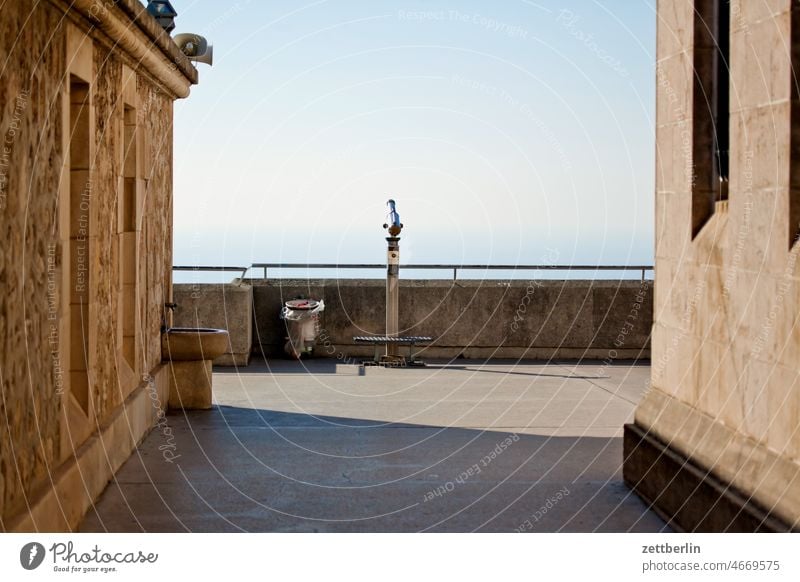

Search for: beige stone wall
xmin=91 ymin=46 xmax=124 ymax=423
xmin=0 ymin=1 xmax=192 ymax=530
xmin=138 ymin=80 xmax=175 ymax=375
xmin=640 ymin=0 xmax=800 ymax=525
xmin=0 ymin=0 xmax=67 ymax=526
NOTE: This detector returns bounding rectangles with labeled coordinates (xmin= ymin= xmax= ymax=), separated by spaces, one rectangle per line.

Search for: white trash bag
xmin=281 ymin=299 xmax=325 ymax=359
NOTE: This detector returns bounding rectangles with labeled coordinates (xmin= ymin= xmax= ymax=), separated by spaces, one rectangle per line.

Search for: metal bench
xmin=353 ymin=335 xmax=432 ymax=366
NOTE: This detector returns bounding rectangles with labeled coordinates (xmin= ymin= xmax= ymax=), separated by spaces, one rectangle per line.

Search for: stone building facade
xmin=625 ymin=0 xmax=800 ymax=531
xmin=0 ymin=1 xmax=196 ymax=531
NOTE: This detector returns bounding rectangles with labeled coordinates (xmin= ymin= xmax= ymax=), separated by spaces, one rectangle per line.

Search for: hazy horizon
xmin=171 ymin=1 xmax=656 ymax=273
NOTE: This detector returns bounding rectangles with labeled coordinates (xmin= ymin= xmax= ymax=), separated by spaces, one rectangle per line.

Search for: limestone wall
xmin=248 ymin=279 xmax=652 ymax=360
xmin=137 ymin=80 xmax=175 ymax=377
xmin=0 ymin=0 xmax=66 ymax=526
xmin=632 ymin=0 xmax=800 ymax=528
xmin=0 ymin=1 xmax=193 ymax=530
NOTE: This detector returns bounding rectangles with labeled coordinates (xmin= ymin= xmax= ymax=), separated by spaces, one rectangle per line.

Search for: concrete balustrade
xmin=173 ymin=279 xmax=653 ymax=362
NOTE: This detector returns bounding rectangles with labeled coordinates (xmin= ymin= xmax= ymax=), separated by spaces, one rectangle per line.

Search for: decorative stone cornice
xmin=49 ymin=0 xmax=198 ymax=98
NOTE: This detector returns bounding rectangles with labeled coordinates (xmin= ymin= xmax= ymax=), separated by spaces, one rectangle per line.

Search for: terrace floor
xmin=80 ymin=358 xmax=667 ymax=532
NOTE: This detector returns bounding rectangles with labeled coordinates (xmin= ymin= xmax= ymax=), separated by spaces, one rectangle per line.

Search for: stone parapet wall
xmin=246 ymin=279 xmax=652 ymax=360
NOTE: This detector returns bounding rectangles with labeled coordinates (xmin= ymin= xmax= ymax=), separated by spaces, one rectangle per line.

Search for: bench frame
xmin=353 ymin=336 xmax=432 ymax=367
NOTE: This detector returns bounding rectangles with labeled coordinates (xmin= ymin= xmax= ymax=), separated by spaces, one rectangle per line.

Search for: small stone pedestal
xmin=167 ymin=360 xmax=213 ymax=410
xmin=161 ymin=328 xmax=229 ymax=411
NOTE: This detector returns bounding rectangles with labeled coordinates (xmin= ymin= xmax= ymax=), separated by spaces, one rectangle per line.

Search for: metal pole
xmin=383 ymin=199 xmax=403 ymax=362
xmin=386 ymin=236 xmax=400 ymax=358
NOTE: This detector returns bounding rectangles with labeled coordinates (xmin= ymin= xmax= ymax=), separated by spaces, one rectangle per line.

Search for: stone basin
xmin=161 ymin=327 xmax=229 ymax=362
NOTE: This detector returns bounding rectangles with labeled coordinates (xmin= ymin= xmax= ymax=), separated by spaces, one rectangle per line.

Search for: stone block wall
xmin=0 ymin=1 xmax=195 ymax=531
xmin=625 ymin=0 xmax=800 ymax=531
xmin=0 ymin=0 xmax=67 ymax=528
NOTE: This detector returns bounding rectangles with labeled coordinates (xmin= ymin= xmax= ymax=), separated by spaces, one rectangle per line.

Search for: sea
xmin=172 ymin=229 xmax=654 ymax=284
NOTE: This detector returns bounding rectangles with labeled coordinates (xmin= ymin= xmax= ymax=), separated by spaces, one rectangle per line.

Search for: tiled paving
xmin=81 ymin=359 xmax=667 ymax=532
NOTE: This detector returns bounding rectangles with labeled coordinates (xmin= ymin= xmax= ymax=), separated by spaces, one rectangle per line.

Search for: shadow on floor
xmin=81 ymin=405 xmax=667 ymax=533
xmin=213 ymin=356 xmax=643 ymax=377
xmin=214 ymin=357 xmax=348 ymax=375
xmin=424 ymin=365 xmax=604 ymax=380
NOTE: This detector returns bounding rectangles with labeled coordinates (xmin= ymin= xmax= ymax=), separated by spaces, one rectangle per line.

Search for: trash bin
xmin=281 ymin=299 xmax=325 ymax=359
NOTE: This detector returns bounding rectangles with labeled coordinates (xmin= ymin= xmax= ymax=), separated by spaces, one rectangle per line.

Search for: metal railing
xmin=172 ymin=265 xmax=249 ymax=278
xmin=174 ymin=263 xmax=653 ymax=281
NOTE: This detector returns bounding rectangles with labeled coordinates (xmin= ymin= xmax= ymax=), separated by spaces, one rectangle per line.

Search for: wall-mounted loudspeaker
xmin=173 ymin=33 xmax=213 ymax=66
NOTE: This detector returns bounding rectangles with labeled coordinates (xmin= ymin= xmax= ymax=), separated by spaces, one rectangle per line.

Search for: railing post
xmin=263 ymin=266 xmax=267 ymax=280
xmin=453 ymin=267 xmax=457 ymax=281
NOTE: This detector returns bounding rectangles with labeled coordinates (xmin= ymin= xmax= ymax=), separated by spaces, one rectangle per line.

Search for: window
xmin=692 ymin=0 xmax=730 ymax=237
xmin=791 ymin=5 xmax=800 ymax=247
xmin=712 ymin=0 xmax=730 ymax=194
xmin=68 ymin=75 xmax=91 ymax=415
xmin=121 ymin=105 xmax=139 ymax=370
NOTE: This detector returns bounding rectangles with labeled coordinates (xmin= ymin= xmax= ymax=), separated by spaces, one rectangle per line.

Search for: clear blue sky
xmin=171 ymin=0 xmax=656 ymax=274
